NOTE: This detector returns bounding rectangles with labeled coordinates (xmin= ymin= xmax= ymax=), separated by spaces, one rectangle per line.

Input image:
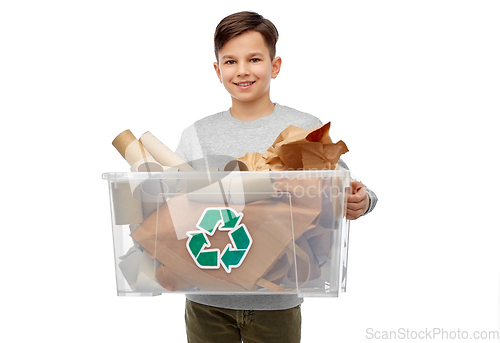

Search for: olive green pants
xmin=185 ymin=299 xmax=301 ymax=343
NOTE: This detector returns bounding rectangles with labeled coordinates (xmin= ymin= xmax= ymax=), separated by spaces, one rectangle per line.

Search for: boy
xmin=175 ymin=11 xmax=377 ymax=343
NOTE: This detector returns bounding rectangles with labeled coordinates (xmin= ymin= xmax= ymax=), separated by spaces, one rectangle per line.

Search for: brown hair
xmin=214 ymin=11 xmax=279 ymax=62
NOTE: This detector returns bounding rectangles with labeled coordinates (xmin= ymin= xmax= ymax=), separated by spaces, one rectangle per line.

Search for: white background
xmin=1 ymin=1 xmax=499 ymax=342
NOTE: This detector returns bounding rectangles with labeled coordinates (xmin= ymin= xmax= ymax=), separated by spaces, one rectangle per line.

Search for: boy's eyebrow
xmin=221 ymin=52 xmax=265 ymax=60
xmin=249 ymin=52 xmax=265 ymax=57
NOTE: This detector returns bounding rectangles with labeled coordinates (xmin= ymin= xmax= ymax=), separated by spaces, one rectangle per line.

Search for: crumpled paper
xmin=237 ymin=122 xmax=348 ymax=171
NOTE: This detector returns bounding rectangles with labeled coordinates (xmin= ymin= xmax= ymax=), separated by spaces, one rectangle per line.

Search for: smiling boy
xmin=214 ymin=29 xmax=280 ymax=121
xmin=175 ymin=11 xmax=377 ymax=343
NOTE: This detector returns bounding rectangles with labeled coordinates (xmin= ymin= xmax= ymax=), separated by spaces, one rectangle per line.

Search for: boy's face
xmin=214 ymin=30 xmax=281 ymax=105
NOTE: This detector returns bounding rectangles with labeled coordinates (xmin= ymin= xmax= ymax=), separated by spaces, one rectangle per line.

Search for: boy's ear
xmin=213 ymin=62 xmax=223 ymax=83
xmin=271 ymin=56 xmax=282 ymax=79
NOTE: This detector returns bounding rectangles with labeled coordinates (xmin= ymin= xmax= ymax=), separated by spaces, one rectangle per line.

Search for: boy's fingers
xmin=348 ymin=189 xmax=367 ymax=203
xmin=350 ymin=182 xmax=366 ymax=196
xmin=347 ymin=201 xmax=365 ymax=211
xmin=351 ymin=181 xmax=364 ymax=193
xmin=348 ymin=182 xmax=367 ymax=203
xmin=346 ymin=208 xmax=364 ymax=220
xmin=347 ymin=181 xmax=369 ymax=220
xmin=348 ymin=193 xmax=363 ymax=203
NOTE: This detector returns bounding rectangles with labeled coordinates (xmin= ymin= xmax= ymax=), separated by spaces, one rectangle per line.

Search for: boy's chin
xmin=229 ymin=92 xmax=269 ymax=104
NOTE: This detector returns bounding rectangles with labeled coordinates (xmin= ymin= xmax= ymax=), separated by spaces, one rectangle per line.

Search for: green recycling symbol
xmin=186 ymin=207 xmax=253 ymax=273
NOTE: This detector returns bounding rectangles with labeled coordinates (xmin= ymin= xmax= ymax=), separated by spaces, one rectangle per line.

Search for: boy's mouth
xmin=234 ymin=81 xmax=256 ymax=87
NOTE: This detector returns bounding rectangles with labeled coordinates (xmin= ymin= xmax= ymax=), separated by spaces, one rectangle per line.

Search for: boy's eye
xmin=250 ymin=58 xmax=261 ymax=62
xmin=225 ymin=60 xmax=236 ymax=65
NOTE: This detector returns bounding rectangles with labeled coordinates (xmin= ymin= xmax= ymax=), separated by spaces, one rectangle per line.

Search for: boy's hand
xmin=347 ymin=181 xmax=369 ymax=220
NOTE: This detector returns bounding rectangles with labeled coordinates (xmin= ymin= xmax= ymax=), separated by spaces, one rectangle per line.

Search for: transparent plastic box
xmin=103 ymin=170 xmax=351 ymax=297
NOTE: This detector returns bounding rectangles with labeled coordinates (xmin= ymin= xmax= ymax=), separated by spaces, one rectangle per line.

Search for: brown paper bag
xmin=237 ymin=122 xmax=348 ymax=171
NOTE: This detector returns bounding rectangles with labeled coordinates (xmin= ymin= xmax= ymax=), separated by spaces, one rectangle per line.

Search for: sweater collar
xmin=221 ymin=103 xmax=283 ymax=128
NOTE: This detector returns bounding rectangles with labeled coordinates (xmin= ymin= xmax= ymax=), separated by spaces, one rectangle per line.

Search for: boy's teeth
xmin=237 ymin=82 xmax=253 ymax=86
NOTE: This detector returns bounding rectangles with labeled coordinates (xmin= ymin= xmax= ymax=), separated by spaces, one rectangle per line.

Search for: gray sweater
xmin=175 ymin=103 xmax=377 ymax=310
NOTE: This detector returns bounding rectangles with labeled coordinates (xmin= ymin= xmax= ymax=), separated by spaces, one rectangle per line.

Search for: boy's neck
xmin=229 ymin=99 xmax=275 ymax=122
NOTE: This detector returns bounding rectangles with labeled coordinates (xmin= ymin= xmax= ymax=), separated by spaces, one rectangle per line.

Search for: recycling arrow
xmin=187 ymin=232 xmax=208 ymax=258
xmin=186 ymin=207 xmax=253 ymax=273
xmin=197 ymin=208 xmax=241 ymax=234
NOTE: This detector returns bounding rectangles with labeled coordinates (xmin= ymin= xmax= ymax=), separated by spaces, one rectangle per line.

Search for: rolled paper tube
xmin=139 ymin=131 xmax=194 ymax=172
xmin=130 ymin=156 xmax=164 ymax=173
xmin=227 ymin=171 xmax=277 ymax=205
xmin=111 ymin=181 xmax=144 ymax=225
xmin=139 ymin=178 xmax=169 ymax=219
xmin=223 ymin=160 xmax=249 ymax=172
xmin=184 ymin=168 xmax=222 ymax=193
xmin=159 ymin=167 xmax=179 ymax=196
xmin=240 ymin=171 xmax=276 ymax=203
xmin=130 ymin=168 xmax=178 ymax=204
xmin=186 ymin=175 xmax=231 ymax=204
xmin=186 ymin=173 xmax=213 ymax=194
xmin=112 ymin=129 xmax=153 ymax=166
xmin=186 ymin=164 xmax=276 ymax=205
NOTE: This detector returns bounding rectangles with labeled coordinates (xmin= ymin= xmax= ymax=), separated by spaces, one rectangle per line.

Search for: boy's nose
xmin=237 ymin=62 xmax=250 ymax=76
